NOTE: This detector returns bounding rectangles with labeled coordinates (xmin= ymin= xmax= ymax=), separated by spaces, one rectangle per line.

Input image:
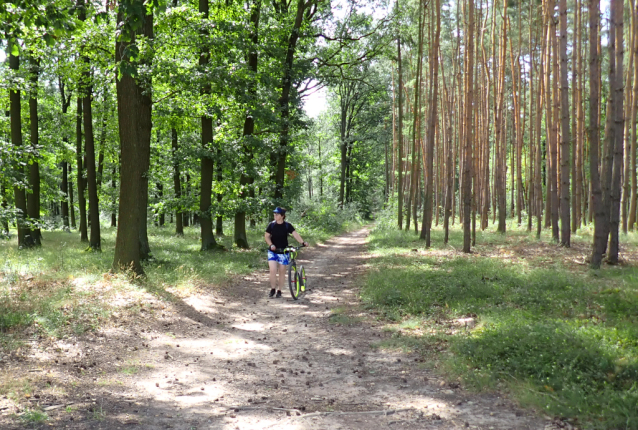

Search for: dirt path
xmin=1 ymin=227 xmax=555 ymax=429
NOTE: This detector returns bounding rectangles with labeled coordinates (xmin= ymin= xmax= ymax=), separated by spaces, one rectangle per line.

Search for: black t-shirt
xmin=266 ymin=221 xmax=295 ymax=250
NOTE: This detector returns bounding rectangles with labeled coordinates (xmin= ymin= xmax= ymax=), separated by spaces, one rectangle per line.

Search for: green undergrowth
xmin=0 ymin=214 xmax=357 ymax=349
xmin=363 ymin=215 xmax=638 ymax=429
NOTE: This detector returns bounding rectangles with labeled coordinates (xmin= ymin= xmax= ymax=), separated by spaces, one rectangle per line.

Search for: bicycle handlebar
xmin=272 ymin=244 xmax=306 ymax=254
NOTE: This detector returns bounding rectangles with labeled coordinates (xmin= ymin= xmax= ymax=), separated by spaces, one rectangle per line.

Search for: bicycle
xmin=274 ymin=245 xmax=307 ymax=300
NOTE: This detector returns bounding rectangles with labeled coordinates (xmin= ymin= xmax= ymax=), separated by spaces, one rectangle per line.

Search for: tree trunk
xmin=61 ymin=161 xmax=70 ymax=230
xmin=172 ymin=128 xmax=183 ymax=235
xmin=69 ymin=163 xmax=76 ymax=228
xmin=420 ymin=0 xmax=440 ymax=245
xmin=28 ymin=58 xmax=41 ymax=246
xmin=199 ymin=0 xmax=220 ymax=251
xmin=589 ymin=0 xmax=605 ymax=269
xmin=495 ymin=0 xmax=507 ymax=233
xmin=274 ymin=0 xmax=309 ymax=203
xmin=157 ymin=183 xmax=165 ymax=226
xmin=1 ymin=185 xmax=8 ymax=235
xmin=462 ymin=0 xmax=474 ymax=253
xmin=216 ymin=146 xmax=224 ymax=235
xmin=78 ymin=0 xmax=96 ymax=246
xmin=235 ymin=0 xmax=261 ymax=249
xmin=9 ymin=53 xmax=34 ymax=248
xmin=607 ymin=0 xmax=624 ymax=263
xmin=622 ymin=7 xmax=633 ymax=235
xmin=629 ymin=0 xmax=638 ymax=231
xmin=397 ymin=31 xmax=404 ymax=229
xmin=549 ymin=0 xmax=560 ymax=242
xmin=113 ymin=4 xmax=152 ymax=275
xmin=83 ymin=77 xmax=101 ymax=250
xmin=58 ymin=79 xmax=72 ymax=231
xmin=137 ymin=15 xmax=154 ymax=261
xmin=559 ymin=0 xmax=571 ymax=246
xmin=76 ymin=98 xmax=88 ymax=242
xmin=111 ymin=165 xmax=117 ymax=227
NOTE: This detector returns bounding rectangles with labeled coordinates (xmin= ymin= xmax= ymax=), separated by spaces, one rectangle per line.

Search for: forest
xmin=1 ymin=0 xmax=638 ymax=428
xmin=0 ymin=0 xmax=635 ymax=271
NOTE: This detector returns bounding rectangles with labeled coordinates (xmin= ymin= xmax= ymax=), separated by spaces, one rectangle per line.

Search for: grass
xmin=19 ymin=408 xmax=48 ymax=425
xmin=363 ymin=214 xmax=638 ymax=430
xmin=0 ymin=215 xmax=359 ymax=347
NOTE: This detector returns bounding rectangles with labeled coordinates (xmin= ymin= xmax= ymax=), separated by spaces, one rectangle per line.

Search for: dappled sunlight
xmin=0 ymin=227 xmax=548 ymax=429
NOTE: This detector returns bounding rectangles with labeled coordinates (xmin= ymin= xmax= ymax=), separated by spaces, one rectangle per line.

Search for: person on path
xmin=264 ymin=207 xmax=307 ymax=298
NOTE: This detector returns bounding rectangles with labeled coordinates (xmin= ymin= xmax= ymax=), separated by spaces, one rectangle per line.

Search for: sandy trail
xmin=1 ymin=227 xmax=555 ymax=430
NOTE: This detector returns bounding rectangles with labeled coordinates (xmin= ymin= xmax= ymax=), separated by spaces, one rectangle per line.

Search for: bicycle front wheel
xmin=288 ymin=262 xmax=301 ymax=300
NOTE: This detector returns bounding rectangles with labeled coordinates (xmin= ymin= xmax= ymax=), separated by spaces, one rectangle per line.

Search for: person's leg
xmin=277 ymin=263 xmax=287 ymax=291
xmin=268 ymin=260 xmax=278 ymax=297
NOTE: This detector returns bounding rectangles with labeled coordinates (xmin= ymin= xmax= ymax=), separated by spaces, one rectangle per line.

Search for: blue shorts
xmin=267 ymin=250 xmax=290 ymax=266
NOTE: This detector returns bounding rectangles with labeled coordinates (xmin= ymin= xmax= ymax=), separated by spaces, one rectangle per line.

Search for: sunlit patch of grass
xmin=120 ymin=366 xmax=139 ymax=376
xmin=0 ymin=374 xmax=34 ymax=402
xmin=363 ymin=215 xmax=638 ymax=429
xmin=19 ymin=408 xmax=48 ymax=424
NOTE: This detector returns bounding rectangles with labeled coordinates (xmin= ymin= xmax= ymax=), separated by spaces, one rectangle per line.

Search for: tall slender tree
xmin=607 ymin=0 xmax=624 ymax=263
xmin=198 ymin=0 xmax=220 ymax=251
xmin=27 ymin=57 xmax=42 ymax=246
xmin=589 ymin=0 xmax=604 ymax=268
xmin=235 ymin=0 xmax=262 ymax=249
xmin=9 ymin=52 xmax=35 ymax=248
xmin=559 ymin=0 xmax=571 ymax=246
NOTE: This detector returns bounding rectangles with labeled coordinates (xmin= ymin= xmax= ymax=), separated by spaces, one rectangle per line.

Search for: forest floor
xmin=0 ymin=226 xmax=560 ymax=430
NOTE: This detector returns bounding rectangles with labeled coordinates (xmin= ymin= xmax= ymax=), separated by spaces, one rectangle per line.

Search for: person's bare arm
xmin=292 ymin=231 xmax=308 ymax=246
xmin=265 ymin=232 xmax=276 ymax=251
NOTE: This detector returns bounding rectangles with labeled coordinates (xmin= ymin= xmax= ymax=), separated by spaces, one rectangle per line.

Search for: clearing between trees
xmin=0 ymin=227 xmax=561 ymax=430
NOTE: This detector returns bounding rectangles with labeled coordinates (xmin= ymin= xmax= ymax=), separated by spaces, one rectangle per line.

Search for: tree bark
xmin=607 ymin=0 xmax=624 ymax=263
xmin=215 ymin=145 xmax=224 ymax=235
xmin=274 ymin=0 xmax=313 ymax=203
xmin=172 ymin=128 xmax=183 ymax=235
xmin=82 ymin=76 xmax=101 ymax=250
xmin=113 ymin=4 xmax=153 ymax=275
xmin=397 ymin=32 xmax=404 ymax=230
xmin=58 ymin=79 xmax=72 ymax=231
xmin=28 ymin=58 xmax=41 ymax=246
xmin=495 ymin=0 xmax=507 ymax=233
xmin=589 ymin=0 xmax=605 ymax=269
xmin=629 ymin=0 xmax=638 ymax=231
xmin=75 ymin=98 xmax=88 ymax=242
xmin=137 ymin=14 xmax=154 ymax=261
xmin=462 ymin=0 xmax=474 ymax=253
xmin=420 ymin=0 xmax=440 ymax=245
xmin=235 ymin=0 xmax=261 ymax=248
xmin=1 ymin=185 xmax=8 ymax=235
xmin=199 ymin=0 xmax=220 ymax=251
xmin=111 ymin=165 xmax=117 ymax=227
xmin=559 ymin=0 xmax=571 ymax=246
xmin=9 ymin=53 xmax=34 ymax=248
xmin=69 ymin=163 xmax=76 ymax=228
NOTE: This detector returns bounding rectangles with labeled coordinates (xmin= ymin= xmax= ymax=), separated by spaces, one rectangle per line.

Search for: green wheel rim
xmin=289 ymin=263 xmax=300 ymax=299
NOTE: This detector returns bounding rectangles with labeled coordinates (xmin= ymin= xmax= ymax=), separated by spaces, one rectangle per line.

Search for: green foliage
xmin=363 ymin=220 xmax=638 ymax=429
xmin=19 ymin=408 xmax=48 ymax=425
xmin=288 ymin=199 xmax=363 ymax=240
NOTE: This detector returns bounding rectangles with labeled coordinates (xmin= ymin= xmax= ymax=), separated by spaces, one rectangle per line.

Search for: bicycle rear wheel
xmin=298 ymin=265 xmax=306 ymax=293
xmin=288 ymin=262 xmax=301 ymax=300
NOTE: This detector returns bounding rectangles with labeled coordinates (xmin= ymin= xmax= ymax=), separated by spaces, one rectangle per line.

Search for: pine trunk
xmin=589 ymin=0 xmax=605 ymax=269
xmin=559 ymin=0 xmax=571 ymax=246
xmin=607 ymin=0 xmax=624 ymax=263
